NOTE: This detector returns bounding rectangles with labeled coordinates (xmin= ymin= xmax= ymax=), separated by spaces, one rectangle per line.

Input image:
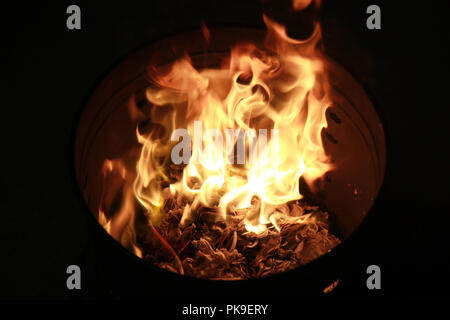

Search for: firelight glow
xmin=127 ymin=15 xmax=334 ymax=235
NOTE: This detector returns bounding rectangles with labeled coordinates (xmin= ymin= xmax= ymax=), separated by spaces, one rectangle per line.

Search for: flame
xmin=128 ymin=16 xmax=333 ymax=235
xmin=292 ymin=0 xmax=315 ymax=11
xmin=99 ymin=11 xmax=333 ymax=252
xmin=99 ymin=159 xmax=143 ymax=258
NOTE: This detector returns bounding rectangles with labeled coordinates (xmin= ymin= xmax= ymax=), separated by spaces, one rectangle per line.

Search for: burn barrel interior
xmin=73 ymin=27 xmax=386 ymax=296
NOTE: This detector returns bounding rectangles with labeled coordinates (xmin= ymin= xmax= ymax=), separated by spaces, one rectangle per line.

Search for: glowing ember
xmin=97 ymin=4 xmax=341 ymax=279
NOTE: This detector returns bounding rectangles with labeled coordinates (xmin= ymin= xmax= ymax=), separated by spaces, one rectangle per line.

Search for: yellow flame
xmin=130 ymin=16 xmax=333 ymax=234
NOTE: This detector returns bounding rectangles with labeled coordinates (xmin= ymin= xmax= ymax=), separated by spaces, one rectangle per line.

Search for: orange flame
xmin=99 ymin=10 xmax=333 ymax=261
xmin=292 ymin=0 xmax=321 ymax=11
xmin=99 ymin=159 xmax=143 ymax=258
xmin=128 ymin=16 xmax=333 ymax=235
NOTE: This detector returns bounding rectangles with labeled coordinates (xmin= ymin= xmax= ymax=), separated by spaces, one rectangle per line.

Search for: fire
xmin=292 ymin=0 xmax=320 ymax=11
xmin=99 ymin=159 xmax=143 ymax=258
xmin=128 ymin=15 xmax=332 ymax=236
xmin=99 ymin=9 xmax=333 ymax=260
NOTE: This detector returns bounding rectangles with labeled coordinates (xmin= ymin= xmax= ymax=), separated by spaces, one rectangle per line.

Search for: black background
xmin=1 ymin=0 xmax=449 ymax=304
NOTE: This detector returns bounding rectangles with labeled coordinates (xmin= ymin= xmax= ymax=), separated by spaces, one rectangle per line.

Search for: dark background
xmin=1 ymin=0 xmax=449 ymax=304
